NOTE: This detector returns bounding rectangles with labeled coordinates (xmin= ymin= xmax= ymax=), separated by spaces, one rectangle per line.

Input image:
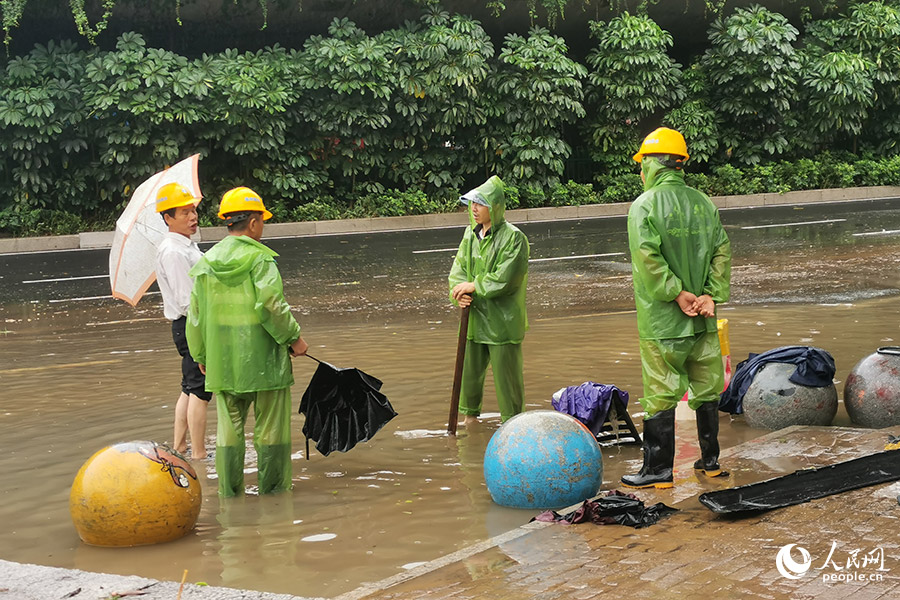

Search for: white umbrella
xmin=109 ymin=154 xmax=202 ymax=306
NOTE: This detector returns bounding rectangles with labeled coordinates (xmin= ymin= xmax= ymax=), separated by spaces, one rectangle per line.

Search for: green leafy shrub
xmin=584 ymin=12 xmax=684 ymax=175
xmin=548 ymin=181 xmax=597 ymax=207
xmin=700 ymin=5 xmax=801 ymax=164
xmin=292 ymin=199 xmax=345 ymax=222
xmin=346 ymin=189 xmax=453 ymax=218
xmin=596 ymin=174 xmax=642 ymax=204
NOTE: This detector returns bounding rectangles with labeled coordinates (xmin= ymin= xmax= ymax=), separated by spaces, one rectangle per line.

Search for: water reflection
xmin=2 ymin=199 xmax=900 ymax=597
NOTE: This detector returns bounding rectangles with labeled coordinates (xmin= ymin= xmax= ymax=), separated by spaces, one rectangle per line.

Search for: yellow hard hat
xmin=217 ymin=187 xmax=273 ymax=220
xmin=633 ymin=127 xmax=689 ymax=163
xmin=155 ymin=182 xmax=201 ymax=213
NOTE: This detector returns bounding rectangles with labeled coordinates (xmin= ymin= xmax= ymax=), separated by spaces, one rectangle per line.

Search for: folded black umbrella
xmin=298 ymin=356 xmax=397 ymax=458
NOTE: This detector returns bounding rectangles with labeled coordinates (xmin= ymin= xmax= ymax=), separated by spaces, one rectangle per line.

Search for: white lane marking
xmin=47 ymin=291 xmax=160 ymax=303
xmin=529 ymin=252 xmax=624 ymax=263
xmin=740 ymin=218 xmax=846 ymax=230
xmin=22 ymin=274 xmax=108 ymax=284
xmin=412 ymin=248 xmax=458 ymax=254
xmin=853 ymin=229 xmax=900 ymax=237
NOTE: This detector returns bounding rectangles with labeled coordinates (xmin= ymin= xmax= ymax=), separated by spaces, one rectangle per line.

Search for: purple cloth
xmin=551 ymin=382 xmax=629 ymax=437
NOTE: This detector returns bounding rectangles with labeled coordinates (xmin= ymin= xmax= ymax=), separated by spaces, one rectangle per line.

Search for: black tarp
xmin=699 ymin=447 xmax=900 ymax=514
xmin=532 ymin=490 xmax=678 ymax=528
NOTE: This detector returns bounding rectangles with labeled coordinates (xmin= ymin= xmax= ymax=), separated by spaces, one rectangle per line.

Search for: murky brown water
xmin=2 ymin=199 xmax=900 ymax=597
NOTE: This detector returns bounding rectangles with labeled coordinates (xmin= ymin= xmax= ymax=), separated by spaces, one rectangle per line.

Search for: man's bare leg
xmin=458 ymin=414 xmax=479 ymax=428
xmin=173 ymin=392 xmax=189 ymax=454
xmin=187 ymin=393 xmax=208 ymax=459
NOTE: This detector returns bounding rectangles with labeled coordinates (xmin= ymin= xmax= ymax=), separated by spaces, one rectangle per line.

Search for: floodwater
xmin=1 ymin=198 xmax=900 ymax=598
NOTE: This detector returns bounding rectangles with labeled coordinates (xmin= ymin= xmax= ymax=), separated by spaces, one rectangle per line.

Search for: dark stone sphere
xmin=743 ymin=362 xmax=837 ymax=430
xmin=843 ymin=348 xmax=900 ymax=428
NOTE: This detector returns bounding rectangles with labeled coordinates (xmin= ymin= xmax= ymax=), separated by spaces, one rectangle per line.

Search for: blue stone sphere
xmin=483 ymin=410 xmax=603 ymax=509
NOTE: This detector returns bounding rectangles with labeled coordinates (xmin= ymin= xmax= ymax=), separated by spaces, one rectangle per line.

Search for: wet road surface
xmin=1 ymin=198 xmax=900 ymax=597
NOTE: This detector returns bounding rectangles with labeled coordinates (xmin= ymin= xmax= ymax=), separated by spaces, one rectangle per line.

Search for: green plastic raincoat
xmin=187 ymin=234 xmax=301 ymax=496
xmin=448 ymin=176 xmax=529 ymax=421
xmin=448 ymin=176 xmax=529 ymax=345
xmin=187 ymin=235 xmax=300 ymax=393
xmin=628 ymin=156 xmax=731 ymax=415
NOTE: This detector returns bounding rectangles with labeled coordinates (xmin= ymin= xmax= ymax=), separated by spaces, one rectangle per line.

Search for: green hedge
xmin=3 ymin=3 xmax=900 ymax=236
xmin=3 ymin=153 xmax=900 ymax=236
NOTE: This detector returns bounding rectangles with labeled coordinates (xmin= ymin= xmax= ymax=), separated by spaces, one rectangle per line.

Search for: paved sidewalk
xmin=342 ymin=425 xmax=900 ymax=600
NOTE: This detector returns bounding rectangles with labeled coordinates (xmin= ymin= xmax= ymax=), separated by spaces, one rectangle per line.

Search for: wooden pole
xmin=447 ymin=302 xmax=471 ymax=435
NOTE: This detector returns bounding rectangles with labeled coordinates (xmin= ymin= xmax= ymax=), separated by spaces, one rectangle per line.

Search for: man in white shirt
xmin=155 ymin=182 xmax=212 ymax=460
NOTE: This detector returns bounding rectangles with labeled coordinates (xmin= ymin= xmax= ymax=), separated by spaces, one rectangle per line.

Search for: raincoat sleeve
xmin=186 ymin=278 xmax=206 ymax=365
xmin=703 ymin=225 xmax=731 ymax=303
xmin=448 ymin=230 xmax=472 ymax=305
xmin=473 ymin=232 xmax=529 ymax=300
xmin=252 ymin=258 xmax=302 ymax=346
xmin=629 ymin=211 xmax=683 ymax=302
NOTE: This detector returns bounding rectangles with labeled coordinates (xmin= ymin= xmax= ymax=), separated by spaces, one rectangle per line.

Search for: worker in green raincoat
xmin=449 ymin=176 xmax=529 ymax=426
xmin=622 ymin=127 xmax=731 ymax=490
xmin=187 ymin=187 xmax=309 ymax=497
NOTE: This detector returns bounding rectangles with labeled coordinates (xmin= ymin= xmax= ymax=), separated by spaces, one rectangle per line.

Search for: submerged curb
xmin=2 ymin=186 xmax=898 ymax=255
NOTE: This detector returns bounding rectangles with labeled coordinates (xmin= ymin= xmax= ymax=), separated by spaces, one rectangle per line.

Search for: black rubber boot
xmin=693 ymin=401 xmax=725 ymax=477
xmin=621 ymin=408 xmax=675 ymax=489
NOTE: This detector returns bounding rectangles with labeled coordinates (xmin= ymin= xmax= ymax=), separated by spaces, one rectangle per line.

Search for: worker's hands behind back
xmin=675 ymin=290 xmax=699 ymax=317
xmin=694 ymin=294 xmax=716 ymax=318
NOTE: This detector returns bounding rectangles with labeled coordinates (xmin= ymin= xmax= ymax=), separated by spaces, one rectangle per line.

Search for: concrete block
xmin=314 ymin=218 xmax=372 ymax=235
xmin=199 ymin=227 xmax=227 ymax=243
xmin=79 ymin=231 xmax=115 ymax=249
xmin=422 ymin=212 xmax=468 ymax=229
xmin=576 ymin=203 xmax=630 ymax=219
xmin=262 ymin=222 xmax=317 ymax=238
xmin=0 ymin=235 xmax=80 ymax=254
xmin=368 ymin=215 xmax=427 ymax=231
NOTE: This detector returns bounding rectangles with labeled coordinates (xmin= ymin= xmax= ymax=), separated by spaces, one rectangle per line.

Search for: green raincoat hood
xmin=189 ymin=235 xmax=278 ymax=286
xmin=640 ymin=155 xmax=686 ymax=191
xmin=463 ymin=175 xmax=507 ymax=230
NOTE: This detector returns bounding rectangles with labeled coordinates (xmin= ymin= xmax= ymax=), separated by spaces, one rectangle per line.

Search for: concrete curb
xmin=0 ymin=558 xmax=322 ymax=600
xmin=2 ymin=186 xmax=898 ymax=254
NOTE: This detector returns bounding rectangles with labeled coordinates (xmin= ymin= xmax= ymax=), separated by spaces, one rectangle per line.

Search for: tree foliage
xmin=4 ymin=2 xmax=900 ymax=235
xmin=699 ymin=5 xmax=801 ymax=165
xmin=583 ymin=12 xmax=684 ymax=174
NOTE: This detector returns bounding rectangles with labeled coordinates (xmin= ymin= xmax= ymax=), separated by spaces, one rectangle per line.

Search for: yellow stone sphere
xmin=69 ymin=441 xmax=202 ymax=547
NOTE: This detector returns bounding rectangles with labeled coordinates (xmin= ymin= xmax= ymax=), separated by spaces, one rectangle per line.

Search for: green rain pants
xmin=215 ymin=388 xmax=292 ymax=497
xmin=638 ymin=330 xmax=724 ymax=417
xmin=460 ymin=340 xmax=524 ymax=422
